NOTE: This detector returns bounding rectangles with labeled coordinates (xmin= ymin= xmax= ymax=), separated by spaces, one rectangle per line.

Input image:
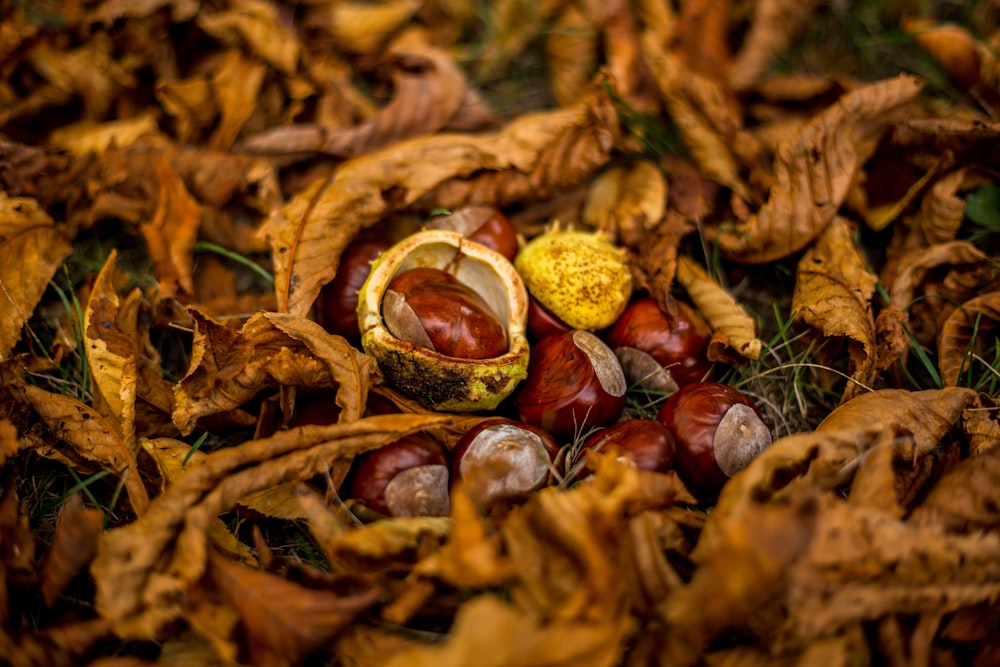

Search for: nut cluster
xmin=315 ymin=210 xmax=771 ymax=517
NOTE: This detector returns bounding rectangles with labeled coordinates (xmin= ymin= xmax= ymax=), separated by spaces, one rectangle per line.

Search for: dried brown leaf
xmin=675 ymin=255 xmax=762 ymax=362
xmin=325 ymin=516 xmax=452 ymax=573
xmin=964 ymin=396 xmax=1000 ymax=456
xmin=260 ymin=79 xmax=618 ymax=315
xmin=139 ymin=155 xmax=202 ymax=297
xmin=196 ymin=1 xmax=299 ymax=73
xmin=546 ymin=3 xmax=598 ymax=107
xmin=0 ymin=418 xmax=20 ymax=468
xmin=84 ymin=250 xmax=139 ymax=449
xmin=909 ymin=444 xmax=1000 ymax=532
xmin=383 ymin=594 xmax=633 ymax=667
xmin=38 ymin=494 xmax=104 ymax=607
xmin=186 ymin=549 xmax=380 ymax=667
xmin=206 ymin=49 xmax=266 ymax=150
xmin=706 ymin=75 xmax=923 ymax=263
xmin=583 ymin=160 xmax=666 ymax=247
xmin=48 ymin=114 xmax=160 ymax=156
xmin=938 ymin=291 xmax=1000 ymax=387
xmin=93 ymin=413 xmax=450 ymax=639
xmin=322 ymin=0 xmax=422 ymax=55
xmin=728 ymin=0 xmax=823 ymax=91
xmin=11 ymin=380 xmax=150 ymax=515
xmin=791 ymin=217 xmax=878 ymax=402
xmin=0 ymin=191 xmax=73 ymax=361
xmin=475 ymin=0 xmax=568 ymax=79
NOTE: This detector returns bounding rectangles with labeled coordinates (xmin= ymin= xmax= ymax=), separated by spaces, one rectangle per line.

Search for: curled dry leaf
xmin=791 ymin=217 xmax=878 ymax=402
xmin=321 ymin=0 xmax=423 ymax=55
xmin=260 ymin=78 xmax=618 ymax=316
xmin=84 ymin=250 xmax=139 ymax=449
xmin=702 ymin=387 xmax=976 ymax=547
xmin=205 ymin=49 xmax=267 ymax=151
xmin=92 ymin=413 xmax=451 ymax=639
xmin=963 ymin=395 xmax=1000 ymax=456
xmin=938 ymin=291 xmax=1000 ymax=387
xmin=324 ymin=516 xmax=452 ymax=574
xmin=140 ymin=155 xmax=202 ymax=297
xmin=545 ymin=3 xmax=598 ymax=107
xmin=196 ymin=2 xmax=300 ymax=73
xmin=173 ymin=311 xmax=374 ymax=434
xmin=675 ymin=255 xmax=762 ymax=362
xmin=0 ymin=191 xmax=73 ymax=361
xmin=847 ymin=429 xmax=936 ymax=519
xmin=583 ymin=160 xmax=666 ymax=247
xmin=706 ymin=75 xmax=923 ymax=264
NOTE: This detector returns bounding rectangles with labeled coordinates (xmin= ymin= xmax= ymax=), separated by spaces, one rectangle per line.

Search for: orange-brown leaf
xmin=675 ymin=256 xmax=762 ymax=362
xmin=0 ymin=191 xmax=73 ymax=360
xmin=791 ymin=217 xmax=878 ymax=402
xmin=38 ymin=494 xmax=105 ymax=607
xmin=139 ymin=155 xmax=202 ymax=297
xmin=706 ymin=75 xmax=923 ymax=263
xmin=583 ymin=160 xmax=666 ymax=247
xmin=937 ymin=291 xmax=1000 ymax=387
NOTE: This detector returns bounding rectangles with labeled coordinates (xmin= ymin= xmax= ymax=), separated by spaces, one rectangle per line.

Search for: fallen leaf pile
xmin=1 ymin=1 xmax=1000 ymax=665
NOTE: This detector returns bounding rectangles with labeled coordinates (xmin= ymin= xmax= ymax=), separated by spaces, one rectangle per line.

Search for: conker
xmin=526 ymin=294 xmax=573 ymax=342
xmin=319 ymin=238 xmax=390 ymax=342
xmin=657 ymin=381 xmax=771 ymax=500
xmin=517 ymin=330 xmax=627 ymax=439
xmin=424 ymin=206 xmax=519 ymax=261
xmin=451 ymin=418 xmax=561 ymax=506
xmin=606 ymin=297 xmax=712 ymax=388
xmin=383 ymin=267 xmax=507 ymax=359
xmin=349 ymin=434 xmax=450 ymax=517
xmin=579 ymin=419 xmax=676 ymax=477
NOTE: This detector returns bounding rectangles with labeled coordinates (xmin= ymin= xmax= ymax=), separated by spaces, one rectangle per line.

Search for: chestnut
xmin=349 ymin=434 xmax=451 ymax=517
xmin=526 ymin=294 xmax=573 ymax=342
xmin=383 ymin=267 xmax=507 ymax=360
xmin=318 ymin=238 xmax=390 ymax=342
xmin=424 ymin=206 xmax=519 ymax=261
xmin=578 ymin=419 xmax=676 ymax=478
xmin=451 ymin=418 xmax=561 ymax=506
xmin=516 ymin=330 xmax=627 ymax=439
xmin=606 ymin=297 xmax=712 ymax=388
xmin=656 ymin=381 xmax=771 ymax=501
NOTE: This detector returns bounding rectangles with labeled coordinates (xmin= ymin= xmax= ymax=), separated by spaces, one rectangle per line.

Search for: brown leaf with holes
xmin=938 ymin=291 xmax=1000 ymax=387
xmin=38 ymin=494 xmax=105 ymax=607
xmin=0 ymin=191 xmax=73 ymax=361
xmin=675 ymin=255 xmax=762 ymax=362
xmin=706 ymin=75 xmax=922 ymax=263
xmin=791 ymin=217 xmax=878 ymax=402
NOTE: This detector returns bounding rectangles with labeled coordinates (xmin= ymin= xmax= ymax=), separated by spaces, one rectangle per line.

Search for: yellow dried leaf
xmin=207 ymin=49 xmax=266 ymax=150
xmin=84 ymin=250 xmax=138 ymax=449
xmin=325 ymin=0 xmax=423 ymax=55
xmin=155 ymin=76 xmax=215 ymax=144
xmin=196 ymin=0 xmax=300 ymax=73
xmin=583 ymin=160 xmax=666 ymax=247
xmin=675 ymin=255 xmax=762 ymax=362
xmin=937 ymin=291 xmax=1000 ymax=387
xmin=707 ymin=75 xmax=923 ymax=263
xmin=0 ymin=191 xmax=73 ymax=361
xmin=48 ymin=113 xmax=159 ymax=156
xmin=791 ymin=217 xmax=878 ymax=402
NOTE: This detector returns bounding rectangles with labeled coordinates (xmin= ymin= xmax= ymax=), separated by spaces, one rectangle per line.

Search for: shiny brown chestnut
xmin=349 ymin=434 xmax=450 ymax=517
xmin=517 ymin=330 xmax=627 ymax=439
xmin=526 ymin=294 xmax=573 ymax=342
xmin=318 ymin=238 xmax=390 ymax=342
xmin=579 ymin=419 xmax=676 ymax=478
xmin=383 ymin=267 xmax=507 ymax=360
xmin=424 ymin=206 xmax=519 ymax=261
xmin=451 ymin=418 xmax=561 ymax=506
xmin=657 ymin=381 xmax=771 ymax=501
xmin=606 ymin=297 xmax=712 ymax=388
